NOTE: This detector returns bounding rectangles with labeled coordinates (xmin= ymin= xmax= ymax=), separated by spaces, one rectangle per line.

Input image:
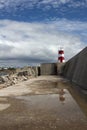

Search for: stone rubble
xmin=0 ymin=66 xmax=38 ymax=88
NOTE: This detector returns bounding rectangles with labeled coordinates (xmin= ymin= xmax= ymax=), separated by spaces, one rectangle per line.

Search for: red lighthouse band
xmin=58 ymin=48 xmax=65 ymax=63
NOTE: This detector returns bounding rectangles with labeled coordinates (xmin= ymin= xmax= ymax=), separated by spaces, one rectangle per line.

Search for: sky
xmin=0 ymin=0 xmax=87 ymax=67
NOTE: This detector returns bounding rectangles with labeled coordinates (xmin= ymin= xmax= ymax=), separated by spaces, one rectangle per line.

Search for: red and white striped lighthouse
xmin=58 ymin=48 xmax=65 ymax=63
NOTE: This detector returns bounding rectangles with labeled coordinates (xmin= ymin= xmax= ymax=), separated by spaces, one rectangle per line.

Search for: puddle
xmin=15 ymin=90 xmax=87 ymax=122
xmin=0 ymin=104 xmax=10 ymax=111
xmin=14 ymin=78 xmax=87 ymax=118
xmin=0 ymin=90 xmax=87 ymax=130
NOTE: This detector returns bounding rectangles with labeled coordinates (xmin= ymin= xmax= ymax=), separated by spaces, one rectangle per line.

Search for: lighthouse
xmin=58 ymin=48 xmax=65 ymax=63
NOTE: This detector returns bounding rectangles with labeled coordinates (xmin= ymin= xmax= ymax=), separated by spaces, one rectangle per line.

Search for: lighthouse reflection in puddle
xmin=59 ymin=89 xmax=65 ymax=104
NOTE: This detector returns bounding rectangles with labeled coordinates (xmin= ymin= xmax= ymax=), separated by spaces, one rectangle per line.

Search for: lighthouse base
xmin=57 ymin=62 xmax=65 ymax=75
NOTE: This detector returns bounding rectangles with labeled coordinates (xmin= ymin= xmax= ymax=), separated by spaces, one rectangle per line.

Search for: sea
xmin=0 ymin=60 xmax=39 ymax=68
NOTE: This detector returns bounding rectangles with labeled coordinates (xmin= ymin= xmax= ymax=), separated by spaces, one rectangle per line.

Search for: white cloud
xmin=0 ymin=0 xmax=86 ymax=11
xmin=0 ymin=19 xmax=86 ymax=66
xmin=38 ymin=0 xmax=87 ymax=8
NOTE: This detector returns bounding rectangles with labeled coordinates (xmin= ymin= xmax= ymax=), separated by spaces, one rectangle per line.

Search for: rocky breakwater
xmin=0 ymin=66 xmax=38 ymax=89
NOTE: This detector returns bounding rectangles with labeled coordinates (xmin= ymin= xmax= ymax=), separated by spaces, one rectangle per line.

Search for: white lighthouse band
xmin=58 ymin=54 xmax=64 ymax=57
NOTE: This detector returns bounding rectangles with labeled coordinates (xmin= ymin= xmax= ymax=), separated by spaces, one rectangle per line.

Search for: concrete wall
xmin=41 ymin=63 xmax=57 ymax=75
xmin=63 ymin=47 xmax=87 ymax=90
xmin=57 ymin=63 xmax=65 ymax=75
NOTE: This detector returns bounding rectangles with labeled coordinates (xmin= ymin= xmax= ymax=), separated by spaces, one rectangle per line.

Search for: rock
xmin=0 ymin=77 xmax=5 ymax=84
xmin=17 ymin=71 xmax=28 ymax=76
xmin=22 ymin=76 xmax=28 ymax=81
xmin=0 ymin=66 xmax=38 ymax=87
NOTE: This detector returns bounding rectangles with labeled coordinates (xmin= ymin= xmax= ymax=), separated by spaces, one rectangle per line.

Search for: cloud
xmin=0 ymin=0 xmax=87 ymax=11
xmin=37 ymin=0 xmax=87 ymax=8
xmin=0 ymin=0 xmax=86 ymax=22
xmin=0 ymin=19 xmax=86 ymax=67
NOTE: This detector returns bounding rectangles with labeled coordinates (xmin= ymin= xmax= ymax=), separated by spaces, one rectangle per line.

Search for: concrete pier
xmin=63 ymin=47 xmax=87 ymax=90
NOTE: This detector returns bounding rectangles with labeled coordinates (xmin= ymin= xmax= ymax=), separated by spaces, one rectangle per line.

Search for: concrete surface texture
xmin=0 ymin=76 xmax=59 ymax=97
xmin=63 ymin=47 xmax=87 ymax=90
xmin=0 ymin=76 xmax=87 ymax=130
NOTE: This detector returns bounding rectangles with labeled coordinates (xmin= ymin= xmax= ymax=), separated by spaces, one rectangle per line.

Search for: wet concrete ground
xmin=0 ymin=76 xmax=87 ymax=130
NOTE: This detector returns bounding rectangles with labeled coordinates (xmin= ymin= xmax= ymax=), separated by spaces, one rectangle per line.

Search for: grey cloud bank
xmin=0 ymin=19 xmax=86 ymax=67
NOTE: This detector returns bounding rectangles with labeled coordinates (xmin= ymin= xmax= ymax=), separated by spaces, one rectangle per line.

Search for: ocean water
xmin=0 ymin=60 xmax=40 ymax=68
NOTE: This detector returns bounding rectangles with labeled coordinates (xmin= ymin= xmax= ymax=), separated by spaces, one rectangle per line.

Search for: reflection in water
xmin=59 ymin=95 xmax=65 ymax=103
xmin=59 ymin=89 xmax=65 ymax=95
xmin=59 ymin=89 xmax=65 ymax=104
